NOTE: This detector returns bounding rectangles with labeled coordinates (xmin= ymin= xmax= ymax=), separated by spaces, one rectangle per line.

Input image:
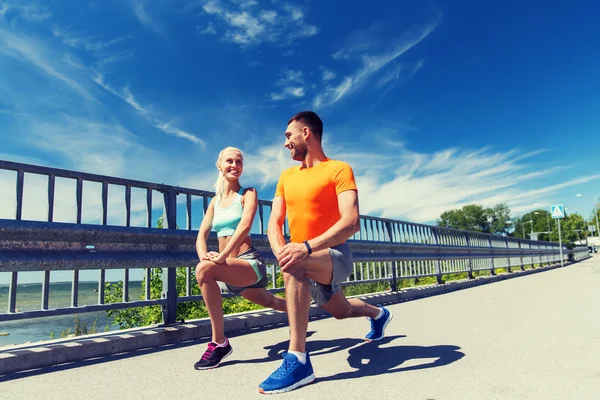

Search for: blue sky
xmin=1 ymin=1 xmax=599 ymax=284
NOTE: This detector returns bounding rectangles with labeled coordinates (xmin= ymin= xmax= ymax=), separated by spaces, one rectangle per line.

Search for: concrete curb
xmin=0 ymin=261 xmax=574 ymax=375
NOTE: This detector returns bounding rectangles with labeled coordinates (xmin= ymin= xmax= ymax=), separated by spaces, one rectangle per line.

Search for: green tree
xmin=549 ymin=213 xmax=587 ymax=248
xmin=437 ymin=204 xmax=491 ymax=232
xmin=489 ymin=203 xmax=512 ymax=235
xmin=437 ymin=203 xmax=513 ymax=234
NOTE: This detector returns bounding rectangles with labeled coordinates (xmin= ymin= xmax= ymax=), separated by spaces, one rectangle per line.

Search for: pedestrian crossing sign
xmin=551 ymin=204 xmax=565 ymax=219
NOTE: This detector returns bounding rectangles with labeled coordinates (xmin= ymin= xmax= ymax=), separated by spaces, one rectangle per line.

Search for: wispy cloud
xmin=314 ymin=13 xmax=441 ymax=108
xmin=199 ymin=0 xmax=317 ymax=46
xmin=24 ymin=114 xmax=142 ymax=176
xmin=51 ymin=26 xmax=133 ymax=53
xmin=0 ymin=1 xmax=50 ymax=23
xmin=0 ymin=27 xmax=95 ymax=100
xmin=270 ymin=68 xmax=305 ymax=101
xmin=242 ymin=140 xmax=297 ymax=189
xmin=131 ymin=0 xmax=162 ymax=33
xmin=93 ymin=73 xmax=206 ymax=146
xmin=197 ymin=22 xmax=217 ymax=35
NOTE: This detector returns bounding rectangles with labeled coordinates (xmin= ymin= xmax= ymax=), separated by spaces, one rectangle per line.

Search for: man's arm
xmin=305 ymin=189 xmax=360 ymax=253
xmin=277 ymin=189 xmax=360 ymax=270
xmin=267 ymin=196 xmax=287 ymax=256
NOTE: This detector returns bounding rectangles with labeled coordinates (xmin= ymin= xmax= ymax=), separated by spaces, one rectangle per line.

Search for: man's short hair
xmin=288 ymin=111 xmax=323 ymax=142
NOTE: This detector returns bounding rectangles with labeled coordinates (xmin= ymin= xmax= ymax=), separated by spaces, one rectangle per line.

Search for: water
xmin=0 ymin=281 xmax=144 ymax=347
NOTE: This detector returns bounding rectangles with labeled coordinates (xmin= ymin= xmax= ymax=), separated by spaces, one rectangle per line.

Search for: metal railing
xmin=0 ymin=160 xmax=589 ymax=325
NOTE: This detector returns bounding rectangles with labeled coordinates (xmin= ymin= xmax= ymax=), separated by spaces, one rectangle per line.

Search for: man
xmin=259 ymin=111 xmax=393 ymax=394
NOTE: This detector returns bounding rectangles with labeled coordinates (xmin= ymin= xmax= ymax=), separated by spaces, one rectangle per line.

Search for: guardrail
xmin=0 ymin=159 xmax=589 ymax=325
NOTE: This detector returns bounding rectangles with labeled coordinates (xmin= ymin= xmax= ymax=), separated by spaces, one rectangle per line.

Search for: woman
xmin=194 ymin=146 xmax=286 ymax=370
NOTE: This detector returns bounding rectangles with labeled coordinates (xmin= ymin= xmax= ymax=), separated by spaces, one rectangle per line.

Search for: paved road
xmin=2 ymin=257 xmax=599 ymax=399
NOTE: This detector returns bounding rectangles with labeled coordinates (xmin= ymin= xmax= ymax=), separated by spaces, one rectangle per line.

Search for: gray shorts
xmin=310 ymin=243 xmax=353 ymax=306
xmin=220 ymin=246 xmax=269 ymax=296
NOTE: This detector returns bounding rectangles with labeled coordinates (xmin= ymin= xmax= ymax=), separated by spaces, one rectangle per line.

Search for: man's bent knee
xmin=327 ymin=304 xmax=351 ymax=320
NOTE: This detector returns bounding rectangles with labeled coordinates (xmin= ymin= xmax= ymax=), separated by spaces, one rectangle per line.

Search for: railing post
xmin=384 ymin=222 xmax=398 ymax=291
xmin=162 ymin=189 xmax=178 ymax=325
xmin=518 ymin=239 xmax=525 ymax=270
xmin=505 ymin=237 xmax=512 ymax=273
xmin=432 ymin=227 xmax=442 ymax=284
xmin=488 ymin=235 xmax=496 ymax=276
xmin=465 ymin=232 xmax=474 ymax=279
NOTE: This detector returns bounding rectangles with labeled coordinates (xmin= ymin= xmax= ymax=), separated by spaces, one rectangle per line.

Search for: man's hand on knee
xmin=278 ymin=242 xmax=310 ymax=271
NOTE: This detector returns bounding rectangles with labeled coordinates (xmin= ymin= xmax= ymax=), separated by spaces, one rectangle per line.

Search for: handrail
xmin=0 ymin=159 xmax=590 ymax=325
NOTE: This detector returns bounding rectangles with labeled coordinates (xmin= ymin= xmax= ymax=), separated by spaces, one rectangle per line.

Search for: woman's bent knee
xmin=195 ymin=260 xmax=215 ymax=284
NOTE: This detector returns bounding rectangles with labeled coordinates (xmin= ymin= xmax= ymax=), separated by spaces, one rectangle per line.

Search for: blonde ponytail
xmin=213 ymin=170 xmax=224 ymax=200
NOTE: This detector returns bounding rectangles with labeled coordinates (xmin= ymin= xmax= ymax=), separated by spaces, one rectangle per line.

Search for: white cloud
xmin=92 ymin=51 xmax=134 ymax=69
xmin=259 ymin=10 xmax=277 ymax=24
xmin=321 ymin=67 xmax=335 ymax=81
xmin=270 ymin=86 xmax=304 ymax=101
xmin=202 ymin=0 xmax=223 ymax=15
xmin=283 ymin=4 xmax=303 ymax=21
xmin=315 ymin=14 xmax=441 ymax=108
xmin=377 ymin=63 xmax=403 ymax=87
xmin=277 ymin=69 xmax=303 ymax=85
xmin=313 ymin=77 xmax=352 ymax=107
xmin=242 ymin=140 xmax=297 ymax=189
xmin=199 ymin=0 xmax=317 ymax=46
xmin=93 ymin=73 xmax=206 ymax=147
xmin=197 ymin=23 xmax=217 ymax=35
xmin=132 ymin=0 xmax=161 ymax=33
xmin=270 ymin=68 xmax=305 ymax=101
xmin=224 ymin=11 xmax=264 ymax=44
xmin=233 ymin=0 xmax=257 ymax=8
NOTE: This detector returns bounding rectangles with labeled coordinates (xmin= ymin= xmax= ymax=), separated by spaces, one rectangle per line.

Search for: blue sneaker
xmin=365 ymin=307 xmax=393 ymax=341
xmin=258 ymin=352 xmax=315 ymax=394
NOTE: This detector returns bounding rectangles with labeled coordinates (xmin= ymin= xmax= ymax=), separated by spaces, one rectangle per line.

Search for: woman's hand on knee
xmin=202 ymin=251 xmax=219 ymax=261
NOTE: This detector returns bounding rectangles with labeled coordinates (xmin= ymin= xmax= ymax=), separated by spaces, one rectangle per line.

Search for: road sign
xmin=589 ymin=225 xmax=597 ymax=233
xmin=551 ymin=204 xmax=565 ymax=219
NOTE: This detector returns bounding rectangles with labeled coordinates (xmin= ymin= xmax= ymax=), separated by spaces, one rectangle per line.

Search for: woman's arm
xmin=196 ymin=198 xmax=216 ymax=260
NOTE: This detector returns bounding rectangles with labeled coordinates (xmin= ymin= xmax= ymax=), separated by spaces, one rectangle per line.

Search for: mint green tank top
xmin=212 ymin=188 xmax=245 ymax=238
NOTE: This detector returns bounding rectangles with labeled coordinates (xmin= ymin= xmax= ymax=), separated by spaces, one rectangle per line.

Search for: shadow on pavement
xmin=223 ymin=331 xmax=463 ymax=382
xmin=221 ymin=330 xmax=397 ymax=366
xmin=317 ymin=338 xmax=465 ymax=383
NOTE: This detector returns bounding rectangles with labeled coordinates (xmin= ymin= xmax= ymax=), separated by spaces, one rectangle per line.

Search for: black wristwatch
xmin=303 ymin=240 xmax=312 ymax=255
